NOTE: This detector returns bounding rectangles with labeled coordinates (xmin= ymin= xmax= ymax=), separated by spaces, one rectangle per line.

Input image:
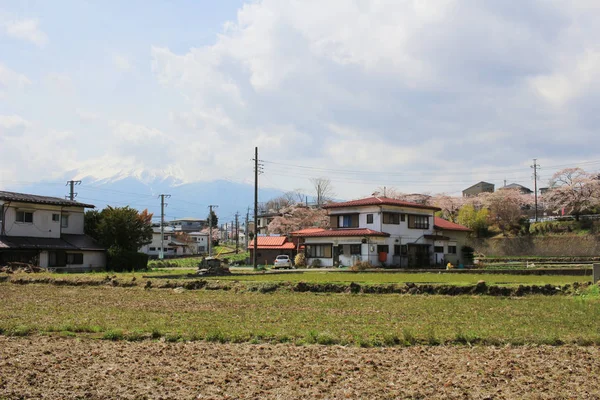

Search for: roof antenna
xmin=383 ymin=186 xmax=386 ymax=197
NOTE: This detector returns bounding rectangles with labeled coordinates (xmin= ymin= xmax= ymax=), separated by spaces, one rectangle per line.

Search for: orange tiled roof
xmin=248 ymin=236 xmax=295 ymax=249
xmin=290 ymin=228 xmax=326 ymax=235
xmin=434 ymin=217 xmax=471 ymax=232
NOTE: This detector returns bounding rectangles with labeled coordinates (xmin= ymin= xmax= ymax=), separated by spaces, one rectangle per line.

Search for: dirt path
xmin=1 ymin=336 xmax=599 ymax=399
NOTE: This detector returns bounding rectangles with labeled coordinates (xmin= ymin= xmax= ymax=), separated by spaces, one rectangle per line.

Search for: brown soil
xmin=1 ymin=336 xmax=599 ymax=399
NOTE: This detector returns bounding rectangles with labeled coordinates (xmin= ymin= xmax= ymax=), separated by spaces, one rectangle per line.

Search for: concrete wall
xmin=0 ymin=202 xmax=86 ymax=238
xmin=469 ymin=236 xmax=600 ymax=257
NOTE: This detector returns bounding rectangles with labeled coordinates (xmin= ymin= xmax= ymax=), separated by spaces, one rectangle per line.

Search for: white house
xmin=0 ymin=190 xmax=105 ymax=271
xmin=169 ymin=217 xmax=207 ymax=232
xmin=139 ymin=226 xmax=196 ymax=258
xmin=188 ymin=231 xmax=209 ymax=254
xmin=293 ymin=196 xmax=470 ymax=268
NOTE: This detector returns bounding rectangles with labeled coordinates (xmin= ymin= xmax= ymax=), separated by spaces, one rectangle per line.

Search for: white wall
xmin=0 ymin=201 xmax=86 ymax=238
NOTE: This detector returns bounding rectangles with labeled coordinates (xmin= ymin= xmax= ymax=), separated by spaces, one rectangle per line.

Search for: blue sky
xmin=1 ymin=0 xmax=600 ymax=200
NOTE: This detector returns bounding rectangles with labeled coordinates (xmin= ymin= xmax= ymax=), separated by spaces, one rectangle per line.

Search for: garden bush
xmin=107 ymin=249 xmax=149 ymax=272
xmin=294 ymin=252 xmax=306 ymax=268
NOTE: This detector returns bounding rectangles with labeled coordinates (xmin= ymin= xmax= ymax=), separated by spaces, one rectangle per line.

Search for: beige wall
xmin=0 ymin=201 xmax=86 ymax=238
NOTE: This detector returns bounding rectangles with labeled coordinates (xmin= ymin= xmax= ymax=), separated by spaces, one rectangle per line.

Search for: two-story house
xmin=292 ymin=196 xmax=469 ymax=268
xmin=139 ymin=225 xmax=196 ymax=258
xmin=0 ymin=190 xmax=105 ymax=271
xmin=169 ymin=217 xmax=207 ymax=232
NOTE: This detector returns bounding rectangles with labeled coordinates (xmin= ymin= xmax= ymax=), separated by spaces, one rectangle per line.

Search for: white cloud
xmin=44 ymin=72 xmax=75 ymax=94
xmin=75 ymin=109 xmax=100 ymax=121
xmin=0 ymin=62 xmax=31 ymax=88
xmin=0 ymin=114 xmax=31 ymax=133
xmin=1 ymin=17 xmax=48 ymax=46
xmin=113 ymin=54 xmax=133 ymax=71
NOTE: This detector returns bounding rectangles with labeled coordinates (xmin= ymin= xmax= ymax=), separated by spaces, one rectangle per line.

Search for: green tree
xmin=96 ymin=206 xmax=153 ymax=251
xmin=457 ymin=204 xmax=489 ymax=237
xmin=207 ymin=210 xmax=219 ymax=228
xmin=84 ymin=209 xmax=102 ymax=241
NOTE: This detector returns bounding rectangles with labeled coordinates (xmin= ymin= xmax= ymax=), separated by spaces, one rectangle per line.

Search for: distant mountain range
xmin=13 ymin=175 xmax=286 ymax=225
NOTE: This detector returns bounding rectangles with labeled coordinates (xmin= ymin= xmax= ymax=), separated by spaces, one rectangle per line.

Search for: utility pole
xmin=531 ymin=159 xmax=540 ymax=222
xmin=235 ymin=212 xmax=240 ymax=254
xmin=159 ymin=194 xmax=171 ymax=260
xmin=65 ymin=180 xmax=81 ymax=201
xmin=208 ymin=205 xmax=218 ymax=256
xmin=252 ymin=147 xmax=263 ymax=269
xmin=245 ymin=207 xmax=250 ymax=251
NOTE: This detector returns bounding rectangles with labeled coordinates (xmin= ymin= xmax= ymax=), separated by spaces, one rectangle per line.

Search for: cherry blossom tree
xmin=479 ymin=188 xmax=532 ymax=233
xmin=543 ymin=168 xmax=600 ymax=220
xmin=267 ymin=205 xmax=330 ymax=234
xmin=431 ymin=194 xmax=464 ymax=222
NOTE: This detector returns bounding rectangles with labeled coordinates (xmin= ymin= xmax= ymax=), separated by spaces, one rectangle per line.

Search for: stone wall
xmin=469 ymin=236 xmax=600 ymax=257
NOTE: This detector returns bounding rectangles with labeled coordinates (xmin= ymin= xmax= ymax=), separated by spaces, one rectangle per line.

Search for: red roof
xmin=294 ymin=228 xmax=389 ymax=238
xmin=248 ymin=236 xmax=296 ymax=250
xmin=434 ymin=217 xmax=471 ymax=232
xmin=290 ymin=228 xmax=326 ymax=235
xmin=323 ymin=196 xmax=440 ymax=211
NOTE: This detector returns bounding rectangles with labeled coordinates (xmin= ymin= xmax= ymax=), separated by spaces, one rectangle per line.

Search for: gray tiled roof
xmin=0 ymin=190 xmax=95 ymax=208
xmin=0 ymin=234 xmax=104 ymax=251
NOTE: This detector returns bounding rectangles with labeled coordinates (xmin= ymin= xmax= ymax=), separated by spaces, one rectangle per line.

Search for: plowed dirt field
xmin=1 ymin=336 xmax=599 ymax=399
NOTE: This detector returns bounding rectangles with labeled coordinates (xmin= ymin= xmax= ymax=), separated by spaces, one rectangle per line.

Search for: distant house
xmin=248 ymin=236 xmax=295 ymax=265
xmin=501 ymin=183 xmax=533 ymax=194
xmin=188 ymin=231 xmax=209 ymax=254
xmin=0 ymin=190 xmax=105 ymax=271
xmin=139 ymin=226 xmax=194 ymax=258
xmin=256 ymin=212 xmax=282 ymax=234
xmin=291 ymin=196 xmax=444 ymax=268
xmin=462 ymin=181 xmax=495 ymax=197
xmin=169 ymin=217 xmax=207 ymax=232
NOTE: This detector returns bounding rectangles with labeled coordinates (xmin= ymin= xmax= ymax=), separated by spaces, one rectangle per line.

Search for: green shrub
xmin=103 ymin=329 xmax=124 ymax=341
xmin=310 ymin=259 xmax=322 ymax=268
xmin=107 ymin=249 xmax=149 ymax=272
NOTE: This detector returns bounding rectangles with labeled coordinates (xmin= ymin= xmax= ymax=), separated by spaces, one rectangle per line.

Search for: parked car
xmin=273 ymin=255 xmax=293 ymax=269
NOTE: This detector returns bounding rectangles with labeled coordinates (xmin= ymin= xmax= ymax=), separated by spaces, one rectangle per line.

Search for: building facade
xmin=293 ymin=197 xmax=470 ymax=268
xmin=462 ymin=181 xmax=495 ymax=197
xmin=0 ymin=191 xmax=105 ymax=271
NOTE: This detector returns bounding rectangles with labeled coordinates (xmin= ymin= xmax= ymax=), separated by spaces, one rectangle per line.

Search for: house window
xmin=164 ymin=235 xmax=169 ymax=241
xmin=199 ymin=246 xmax=206 ymax=252
xmin=382 ymin=213 xmax=400 ymax=224
xmin=377 ymin=245 xmax=389 ymax=253
xmin=339 ymin=214 xmax=359 ymax=228
xmin=306 ymin=244 xmax=332 ymax=258
xmin=66 ymin=253 xmax=84 ymax=265
xmin=401 ymin=214 xmax=406 ymax=222
xmin=366 ymin=214 xmax=373 ymax=224
xmin=434 ymin=246 xmax=444 ymax=253
xmin=16 ymin=211 xmax=33 ymax=223
xmin=401 ymin=245 xmax=408 ymax=255
xmin=149 ymin=247 xmax=156 ymax=251
xmin=408 ymin=215 xmax=429 ymax=229
xmin=52 ymin=214 xmax=60 ymax=222
xmin=61 ymin=215 xmax=69 ymax=228
xmin=394 ymin=245 xmax=401 ymax=255
xmin=448 ymin=246 xmax=457 ymax=254
xmin=350 ymin=244 xmax=361 ymax=255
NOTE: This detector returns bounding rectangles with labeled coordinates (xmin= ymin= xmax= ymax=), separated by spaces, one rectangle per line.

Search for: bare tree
xmin=310 ymin=178 xmax=335 ymax=206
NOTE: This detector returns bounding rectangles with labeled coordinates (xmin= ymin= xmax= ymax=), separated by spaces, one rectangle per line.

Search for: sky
xmin=1 ymin=0 xmax=600 ymax=200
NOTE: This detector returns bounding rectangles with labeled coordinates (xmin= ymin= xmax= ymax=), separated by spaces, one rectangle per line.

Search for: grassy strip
xmin=1 ymin=270 xmax=589 ymax=286
xmin=5 ymin=275 xmax=590 ymax=296
xmin=1 ymin=284 xmax=599 ymax=346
